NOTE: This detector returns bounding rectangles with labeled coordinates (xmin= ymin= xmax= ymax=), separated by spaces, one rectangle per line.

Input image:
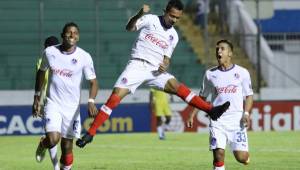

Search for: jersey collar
xmin=218 ymin=64 xmax=235 ymax=72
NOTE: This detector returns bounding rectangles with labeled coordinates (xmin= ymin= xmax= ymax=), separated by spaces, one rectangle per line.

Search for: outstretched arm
xmin=126 ymin=4 xmax=150 ymax=31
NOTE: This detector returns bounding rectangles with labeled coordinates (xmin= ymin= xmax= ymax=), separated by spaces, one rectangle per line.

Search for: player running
xmin=32 ymin=22 xmax=98 ymax=170
xmin=76 ymin=0 xmax=230 ymax=148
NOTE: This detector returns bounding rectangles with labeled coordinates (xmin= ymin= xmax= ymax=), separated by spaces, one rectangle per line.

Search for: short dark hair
xmin=44 ymin=36 xmax=59 ymax=48
xmin=217 ymin=39 xmax=234 ymax=52
xmin=166 ymin=0 xmax=184 ymax=12
xmin=62 ymin=22 xmax=79 ymax=35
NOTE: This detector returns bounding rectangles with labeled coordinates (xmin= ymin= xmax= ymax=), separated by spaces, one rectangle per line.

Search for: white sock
xmin=163 ymin=123 xmax=169 ymax=131
xmin=48 ymin=145 xmax=59 ymax=170
xmin=60 ymin=165 xmax=72 ymax=170
xmin=157 ymin=126 xmax=164 ymax=138
xmin=214 ymin=165 xmax=225 ymax=170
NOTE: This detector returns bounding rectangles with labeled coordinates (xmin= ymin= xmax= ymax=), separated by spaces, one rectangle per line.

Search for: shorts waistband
xmin=131 ymin=58 xmax=152 ymax=65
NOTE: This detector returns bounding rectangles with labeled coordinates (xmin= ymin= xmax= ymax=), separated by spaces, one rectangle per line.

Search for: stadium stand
xmin=0 ymin=0 xmax=204 ymax=89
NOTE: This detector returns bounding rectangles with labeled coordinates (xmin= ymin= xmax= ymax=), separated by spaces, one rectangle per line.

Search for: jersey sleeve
xmin=135 ymin=14 xmax=151 ymax=30
xmin=242 ymin=69 xmax=254 ymax=96
xmin=164 ymin=32 xmax=178 ymax=58
xmin=199 ymin=71 xmax=214 ymax=98
xmin=83 ymin=54 xmax=96 ymax=80
xmin=39 ymin=51 xmax=49 ymax=71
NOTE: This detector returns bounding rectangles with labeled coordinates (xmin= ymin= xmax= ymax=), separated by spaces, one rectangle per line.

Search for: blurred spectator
xmin=195 ymin=0 xmax=209 ymax=29
xmin=150 ymin=88 xmax=172 ymax=140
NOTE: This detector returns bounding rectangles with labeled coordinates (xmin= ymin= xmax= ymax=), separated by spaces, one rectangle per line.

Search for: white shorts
xmin=114 ymin=59 xmax=175 ymax=94
xmin=209 ymin=126 xmax=249 ymax=152
xmin=43 ymin=100 xmax=81 ymax=139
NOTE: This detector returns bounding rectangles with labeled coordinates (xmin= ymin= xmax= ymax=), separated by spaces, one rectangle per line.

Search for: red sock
xmin=88 ymin=94 xmax=121 ymax=135
xmin=176 ymin=84 xmax=212 ymax=112
xmin=214 ymin=161 xmax=224 ymax=167
xmin=60 ymin=152 xmax=73 ymax=167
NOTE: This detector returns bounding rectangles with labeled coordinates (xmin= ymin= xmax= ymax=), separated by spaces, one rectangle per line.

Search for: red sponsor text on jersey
xmin=145 ymin=34 xmax=168 ymax=49
xmin=216 ymin=84 xmax=237 ymax=94
xmin=51 ymin=67 xmax=73 ymax=78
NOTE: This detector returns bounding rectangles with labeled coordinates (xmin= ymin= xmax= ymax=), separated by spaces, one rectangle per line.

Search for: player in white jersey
xmin=76 ymin=0 xmax=229 ymax=148
xmin=36 ymin=36 xmax=60 ymax=170
xmin=187 ymin=39 xmax=253 ymax=170
xmin=32 ymin=22 xmax=98 ymax=170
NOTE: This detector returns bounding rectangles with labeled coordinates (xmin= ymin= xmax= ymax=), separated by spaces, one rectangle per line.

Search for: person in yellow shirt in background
xmin=36 ymin=35 xmax=60 ymax=170
xmin=150 ymin=88 xmax=172 ymax=140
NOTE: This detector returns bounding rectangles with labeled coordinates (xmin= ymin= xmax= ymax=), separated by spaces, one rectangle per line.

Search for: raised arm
xmin=126 ymin=4 xmax=150 ymax=31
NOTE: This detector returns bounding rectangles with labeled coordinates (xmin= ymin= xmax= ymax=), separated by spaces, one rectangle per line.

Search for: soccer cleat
xmin=76 ymin=133 xmax=93 ymax=148
xmin=207 ymin=101 xmax=230 ymax=121
xmin=35 ymin=136 xmax=46 ymax=163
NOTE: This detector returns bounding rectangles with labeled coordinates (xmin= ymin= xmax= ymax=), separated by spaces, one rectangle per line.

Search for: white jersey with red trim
xmin=131 ymin=14 xmax=179 ymax=67
xmin=40 ymin=45 xmax=96 ymax=108
xmin=200 ymin=64 xmax=253 ymax=129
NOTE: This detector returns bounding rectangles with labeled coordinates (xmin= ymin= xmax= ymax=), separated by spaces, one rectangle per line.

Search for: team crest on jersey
xmin=234 ymin=73 xmax=240 ymax=79
xmin=121 ymin=77 xmax=128 ymax=84
xmin=169 ymin=35 xmax=174 ymax=41
xmin=71 ymin=58 xmax=77 ymax=64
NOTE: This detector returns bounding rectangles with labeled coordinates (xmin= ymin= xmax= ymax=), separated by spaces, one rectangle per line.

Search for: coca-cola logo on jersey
xmin=145 ymin=34 xmax=168 ymax=49
xmin=216 ymin=84 xmax=237 ymax=94
xmin=51 ymin=67 xmax=73 ymax=78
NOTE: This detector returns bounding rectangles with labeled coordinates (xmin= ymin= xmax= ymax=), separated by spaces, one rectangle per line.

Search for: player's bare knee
xmin=47 ymin=137 xmax=60 ymax=148
xmin=234 ymin=152 xmax=249 ymax=164
xmin=164 ymin=78 xmax=179 ymax=94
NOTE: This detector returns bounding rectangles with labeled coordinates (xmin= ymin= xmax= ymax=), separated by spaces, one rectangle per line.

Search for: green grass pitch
xmin=0 ymin=132 xmax=299 ymax=170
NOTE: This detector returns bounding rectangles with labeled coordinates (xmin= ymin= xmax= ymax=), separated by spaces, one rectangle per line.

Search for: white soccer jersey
xmin=200 ymin=64 xmax=253 ymax=129
xmin=131 ymin=14 xmax=179 ymax=67
xmin=40 ymin=45 xmax=96 ymax=108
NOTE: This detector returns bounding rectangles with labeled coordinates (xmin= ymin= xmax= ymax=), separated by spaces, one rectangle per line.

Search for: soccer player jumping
xmin=76 ymin=0 xmax=230 ymax=148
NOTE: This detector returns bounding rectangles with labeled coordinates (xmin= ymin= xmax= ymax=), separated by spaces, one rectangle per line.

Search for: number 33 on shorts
xmin=233 ymin=130 xmax=249 ymax=151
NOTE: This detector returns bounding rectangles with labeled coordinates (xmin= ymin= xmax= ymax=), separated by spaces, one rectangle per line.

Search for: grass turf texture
xmin=0 ymin=132 xmax=299 ymax=170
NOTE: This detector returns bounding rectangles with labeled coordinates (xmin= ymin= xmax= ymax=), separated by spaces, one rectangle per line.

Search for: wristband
xmin=88 ymin=98 xmax=95 ymax=103
xmin=244 ymin=111 xmax=249 ymax=116
xmin=34 ymin=91 xmax=41 ymax=96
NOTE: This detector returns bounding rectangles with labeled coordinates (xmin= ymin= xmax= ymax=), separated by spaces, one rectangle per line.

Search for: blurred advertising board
xmin=0 ymin=104 xmax=151 ymax=135
xmin=166 ymin=101 xmax=300 ymax=133
xmin=1 ymin=101 xmax=299 ymax=135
